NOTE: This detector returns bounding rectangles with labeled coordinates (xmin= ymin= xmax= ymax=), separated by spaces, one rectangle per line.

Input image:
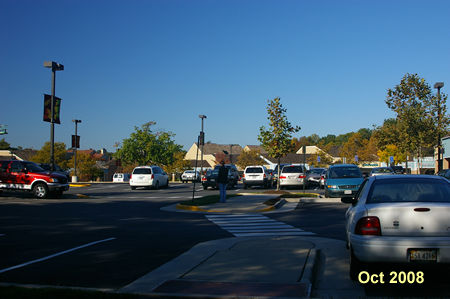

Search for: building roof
xmin=244 ymin=145 xmax=268 ymax=154
xmin=196 ymin=143 xmax=243 ymax=155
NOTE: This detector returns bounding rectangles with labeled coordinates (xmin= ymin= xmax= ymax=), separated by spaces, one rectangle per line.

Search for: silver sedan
xmin=342 ymin=175 xmax=450 ymax=280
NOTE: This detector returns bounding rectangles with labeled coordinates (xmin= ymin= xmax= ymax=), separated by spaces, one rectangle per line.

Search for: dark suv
xmin=0 ymin=160 xmax=69 ymax=198
xmin=201 ymin=164 xmax=240 ymax=189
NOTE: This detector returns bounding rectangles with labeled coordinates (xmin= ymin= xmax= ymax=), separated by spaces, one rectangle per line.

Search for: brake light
xmin=130 ymin=174 xmax=132 ymax=179
xmin=280 ymin=175 xmax=286 ymax=179
xmin=355 ymin=217 xmax=381 ymax=236
xmin=151 ymin=174 xmax=154 ymax=179
xmin=264 ymin=173 xmax=266 ymax=178
xmin=202 ymin=177 xmax=206 ymax=181
xmin=298 ymin=175 xmax=306 ymax=179
xmin=242 ymin=174 xmax=245 ymax=178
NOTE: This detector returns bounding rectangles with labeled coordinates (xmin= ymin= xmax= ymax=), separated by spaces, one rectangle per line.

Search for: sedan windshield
xmin=246 ymin=167 xmax=263 ymax=173
xmin=367 ymin=179 xmax=450 ymax=203
xmin=24 ymin=162 xmax=45 ymax=172
xmin=329 ymin=167 xmax=362 ymax=179
xmin=133 ymin=168 xmax=152 ymax=175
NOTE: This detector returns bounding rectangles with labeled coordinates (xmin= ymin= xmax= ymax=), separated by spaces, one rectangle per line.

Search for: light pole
xmin=44 ymin=61 xmax=64 ymax=171
xmin=72 ymin=119 xmax=81 ymax=182
xmin=199 ymin=115 xmax=207 ymax=179
xmin=434 ymin=82 xmax=444 ymax=172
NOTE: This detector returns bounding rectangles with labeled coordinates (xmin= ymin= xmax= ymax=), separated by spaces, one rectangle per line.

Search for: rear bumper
xmin=326 ymin=188 xmax=358 ymax=197
xmin=351 ymin=234 xmax=450 ymax=263
xmin=243 ymin=179 xmax=267 ymax=186
xmin=130 ymin=180 xmax=153 ymax=187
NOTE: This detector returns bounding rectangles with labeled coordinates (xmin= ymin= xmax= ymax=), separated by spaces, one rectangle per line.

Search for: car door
xmin=10 ymin=161 xmax=30 ymax=189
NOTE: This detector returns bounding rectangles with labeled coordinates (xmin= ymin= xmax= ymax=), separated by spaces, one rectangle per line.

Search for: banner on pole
xmin=43 ymin=94 xmax=62 ymax=124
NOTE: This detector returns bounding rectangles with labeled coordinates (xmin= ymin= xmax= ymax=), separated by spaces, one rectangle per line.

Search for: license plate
xmin=344 ymin=190 xmax=352 ymax=195
xmin=409 ymin=249 xmax=437 ymax=262
xmin=289 ymin=176 xmax=296 ymax=179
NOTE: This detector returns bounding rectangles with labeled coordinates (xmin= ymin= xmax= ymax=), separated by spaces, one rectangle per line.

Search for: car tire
xmin=203 ymin=185 xmax=207 ymax=190
xmin=154 ymin=181 xmax=159 ymax=190
xmin=33 ymin=183 xmax=48 ymax=199
xmin=130 ymin=186 xmax=136 ymax=190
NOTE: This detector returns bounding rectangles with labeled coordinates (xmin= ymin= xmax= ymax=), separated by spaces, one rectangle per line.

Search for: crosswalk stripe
xmin=205 ymin=214 xmax=315 ymax=237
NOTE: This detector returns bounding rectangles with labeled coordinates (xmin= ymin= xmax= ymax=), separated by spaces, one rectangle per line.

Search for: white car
xmin=343 ymin=175 xmax=450 ymax=280
xmin=181 ymin=170 xmax=200 ymax=183
xmin=113 ymin=173 xmax=130 ymax=182
xmin=129 ymin=166 xmax=169 ymax=190
xmin=242 ymin=166 xmax=272 ymax=189
xmin=279 ymin=164 xmax=307 ymax=189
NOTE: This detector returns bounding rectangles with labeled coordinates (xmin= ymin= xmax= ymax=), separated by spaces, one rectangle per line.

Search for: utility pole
xmin=72 ymin=119 xmax=81 ymax=182
xmin=434 ymin=82 xmax=444 ymax=172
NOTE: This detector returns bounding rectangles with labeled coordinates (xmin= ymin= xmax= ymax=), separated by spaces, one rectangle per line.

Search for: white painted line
xmin=234 ymin=232 xmax=315 ymax=237
xmin=0 ymin=237 xmax=116 ymax=274
xmin=168 ymin=196 xmax=181 ymax=199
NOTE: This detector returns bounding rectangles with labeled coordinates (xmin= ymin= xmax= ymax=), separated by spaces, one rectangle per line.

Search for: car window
xmin=329 ymin=167 xmax=362 ymax=179
xmin=153 ymin=167 xmax=161 ymax=174
xmin=133 ymin=168 xmax=152 ymax=175
xmin=367 ymin=179 xmax=450 ymax=203
xmin=23 ymin=162 xmax=45 ymax=172
xmin=246 ymin=167 xmax=263 ymax=173
xmin=10 ymin=161 xmax=24 ymax=172
xmin=281 ymin=166 xmax=304 ymax=173
xmin=354 ymin=179 xmax=369 ymax=203
xmin=0 ymin=161 xmax=9 ymax=172
xmin=309 ymin=169 xmax=323 ymax=174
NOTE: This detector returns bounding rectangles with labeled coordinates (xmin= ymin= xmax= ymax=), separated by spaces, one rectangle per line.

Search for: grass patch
xmin=179 ymin=194 xmax=241 ymax=206
xmin=0 ymin=286 xmax=143 ymax=299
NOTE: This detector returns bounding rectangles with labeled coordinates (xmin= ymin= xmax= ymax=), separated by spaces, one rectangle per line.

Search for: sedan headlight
xmin=50 ymin=178 xmax=59 ymax=183
xmin=327 ymin=185 xmax=338 ymax=189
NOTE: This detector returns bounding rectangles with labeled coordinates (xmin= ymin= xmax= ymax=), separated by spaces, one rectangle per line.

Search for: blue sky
xmin=1 ymin=0 xmax=449 ymax=152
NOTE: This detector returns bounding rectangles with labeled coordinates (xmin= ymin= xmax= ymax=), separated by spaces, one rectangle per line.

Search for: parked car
xmin=390 ymin=165 xmax=405 ymax=174
xmin=369 ymin=167 xmax=394 ymax=176
xmin=0 ymin=160 xmax=69 ymax=199
xmin=113 ymin=173 xmax=130 ymax=182
xmin=202 ymin=164 xmax=239 ymax=190
xmin=38 ymin=163 xmax=70 ymax=181
xmin=324 ymin=164 xmax=364 ymax=198
xmin=342 ymin=175 xmax=450 ymax=280
xmin=279 ymin=164 xmax=307 ymax=189
xmin=437 ymin=169 xmax=450 ymax=180
xmin=129 ymin=166 xmax=169 ymax=190
xmin=201 ymin=169 xmax=217 ymax=190
xmin=242 ymin=165 xmax=272 ymax=189
xmin=305 ymin=168 xmax=326 ymax=188
xmin=181 ymin=170 xmax=200 ymax=183
xmin=272 ymin=163 xmax=289 ymax=187
xmin=319 ymin=168 xmax=327 ymax=189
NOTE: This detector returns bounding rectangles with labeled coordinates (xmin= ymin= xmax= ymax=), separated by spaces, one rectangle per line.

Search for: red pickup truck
xmin=0 ymin=160 xmax=69 ymax=199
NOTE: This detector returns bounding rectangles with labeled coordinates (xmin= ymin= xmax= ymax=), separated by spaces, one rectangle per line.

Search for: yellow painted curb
xmin=70 ymin=184 xmax=91 ymax=187
xmin=256 ymin=206 xmax=276 ymax=212
xmin=176 ymin=204 xmax=208 ymax=212
xmin=76 ymin=194 xmax=90 ymax=199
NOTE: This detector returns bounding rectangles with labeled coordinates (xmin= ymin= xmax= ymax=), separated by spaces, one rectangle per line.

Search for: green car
xmin=324 ymin=164 xmax=364 ymax=198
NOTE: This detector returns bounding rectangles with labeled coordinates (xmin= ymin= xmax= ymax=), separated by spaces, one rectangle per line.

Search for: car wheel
xmin=154 ymin=181 xmax=160 ymax=190
xmin=203 ymin=185 xmax=207 ymax=190
xmin=130 ymin=186 xmax=136 ymax=190
xmin=33 ymin=183 xmax=48 ymax=199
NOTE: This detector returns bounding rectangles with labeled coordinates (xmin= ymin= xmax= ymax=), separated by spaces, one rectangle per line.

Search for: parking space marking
xmin=0 ymin=237 xmax=116 ymax=274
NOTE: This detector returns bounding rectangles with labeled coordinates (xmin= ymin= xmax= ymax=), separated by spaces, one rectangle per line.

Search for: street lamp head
xmin=198 ymin=115 xmax=207 ymax=119
xmin=44 ymin=61 xmax=64 ymax=71
xmin=72 ymin=119 xmax=82 ymax=123
xmin=434 ymin=82 xmax=444 ymax=89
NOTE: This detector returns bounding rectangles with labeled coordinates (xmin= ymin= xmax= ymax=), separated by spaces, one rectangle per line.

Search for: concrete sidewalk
xmin=118 ymin=194 xmax=364 ymax=298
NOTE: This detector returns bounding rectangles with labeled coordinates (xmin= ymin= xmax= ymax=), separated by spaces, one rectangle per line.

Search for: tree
xmin=258 ymin=97 xmax=300 ymax=190
xmin=385 ymin=73 xmax=449 ymax=172
xmin=377 ymin=144 xmax=406 ymax=165
xmin=30 ymin=142 xmax=69 ymax=169
xmin=236 ymin=149 xmax=265 ymax=169
xmin=0 ymin=138 xmax=10 ymax=150
xmin=164 ymin=151 xmax=191 ymax=175
xmin=307 ymin=150 xmax=333 ymax=168
xmin=69 ymin=152 xmax=103 ymax=181
xmin=115 ymin=122 xmax=183 ymax=168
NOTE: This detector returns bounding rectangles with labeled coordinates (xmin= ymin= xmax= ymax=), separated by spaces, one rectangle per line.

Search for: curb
xmin=300 ymin=249 xmax=318 ymax=297
xmin=175 ymin=204 xmax=209 ymax=212
xmin=69 ymin=184 xmax=91 ymax=187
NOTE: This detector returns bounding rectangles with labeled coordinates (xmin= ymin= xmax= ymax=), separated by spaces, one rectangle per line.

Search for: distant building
xmin=185 ymin=143 xmax=243 ymax=169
